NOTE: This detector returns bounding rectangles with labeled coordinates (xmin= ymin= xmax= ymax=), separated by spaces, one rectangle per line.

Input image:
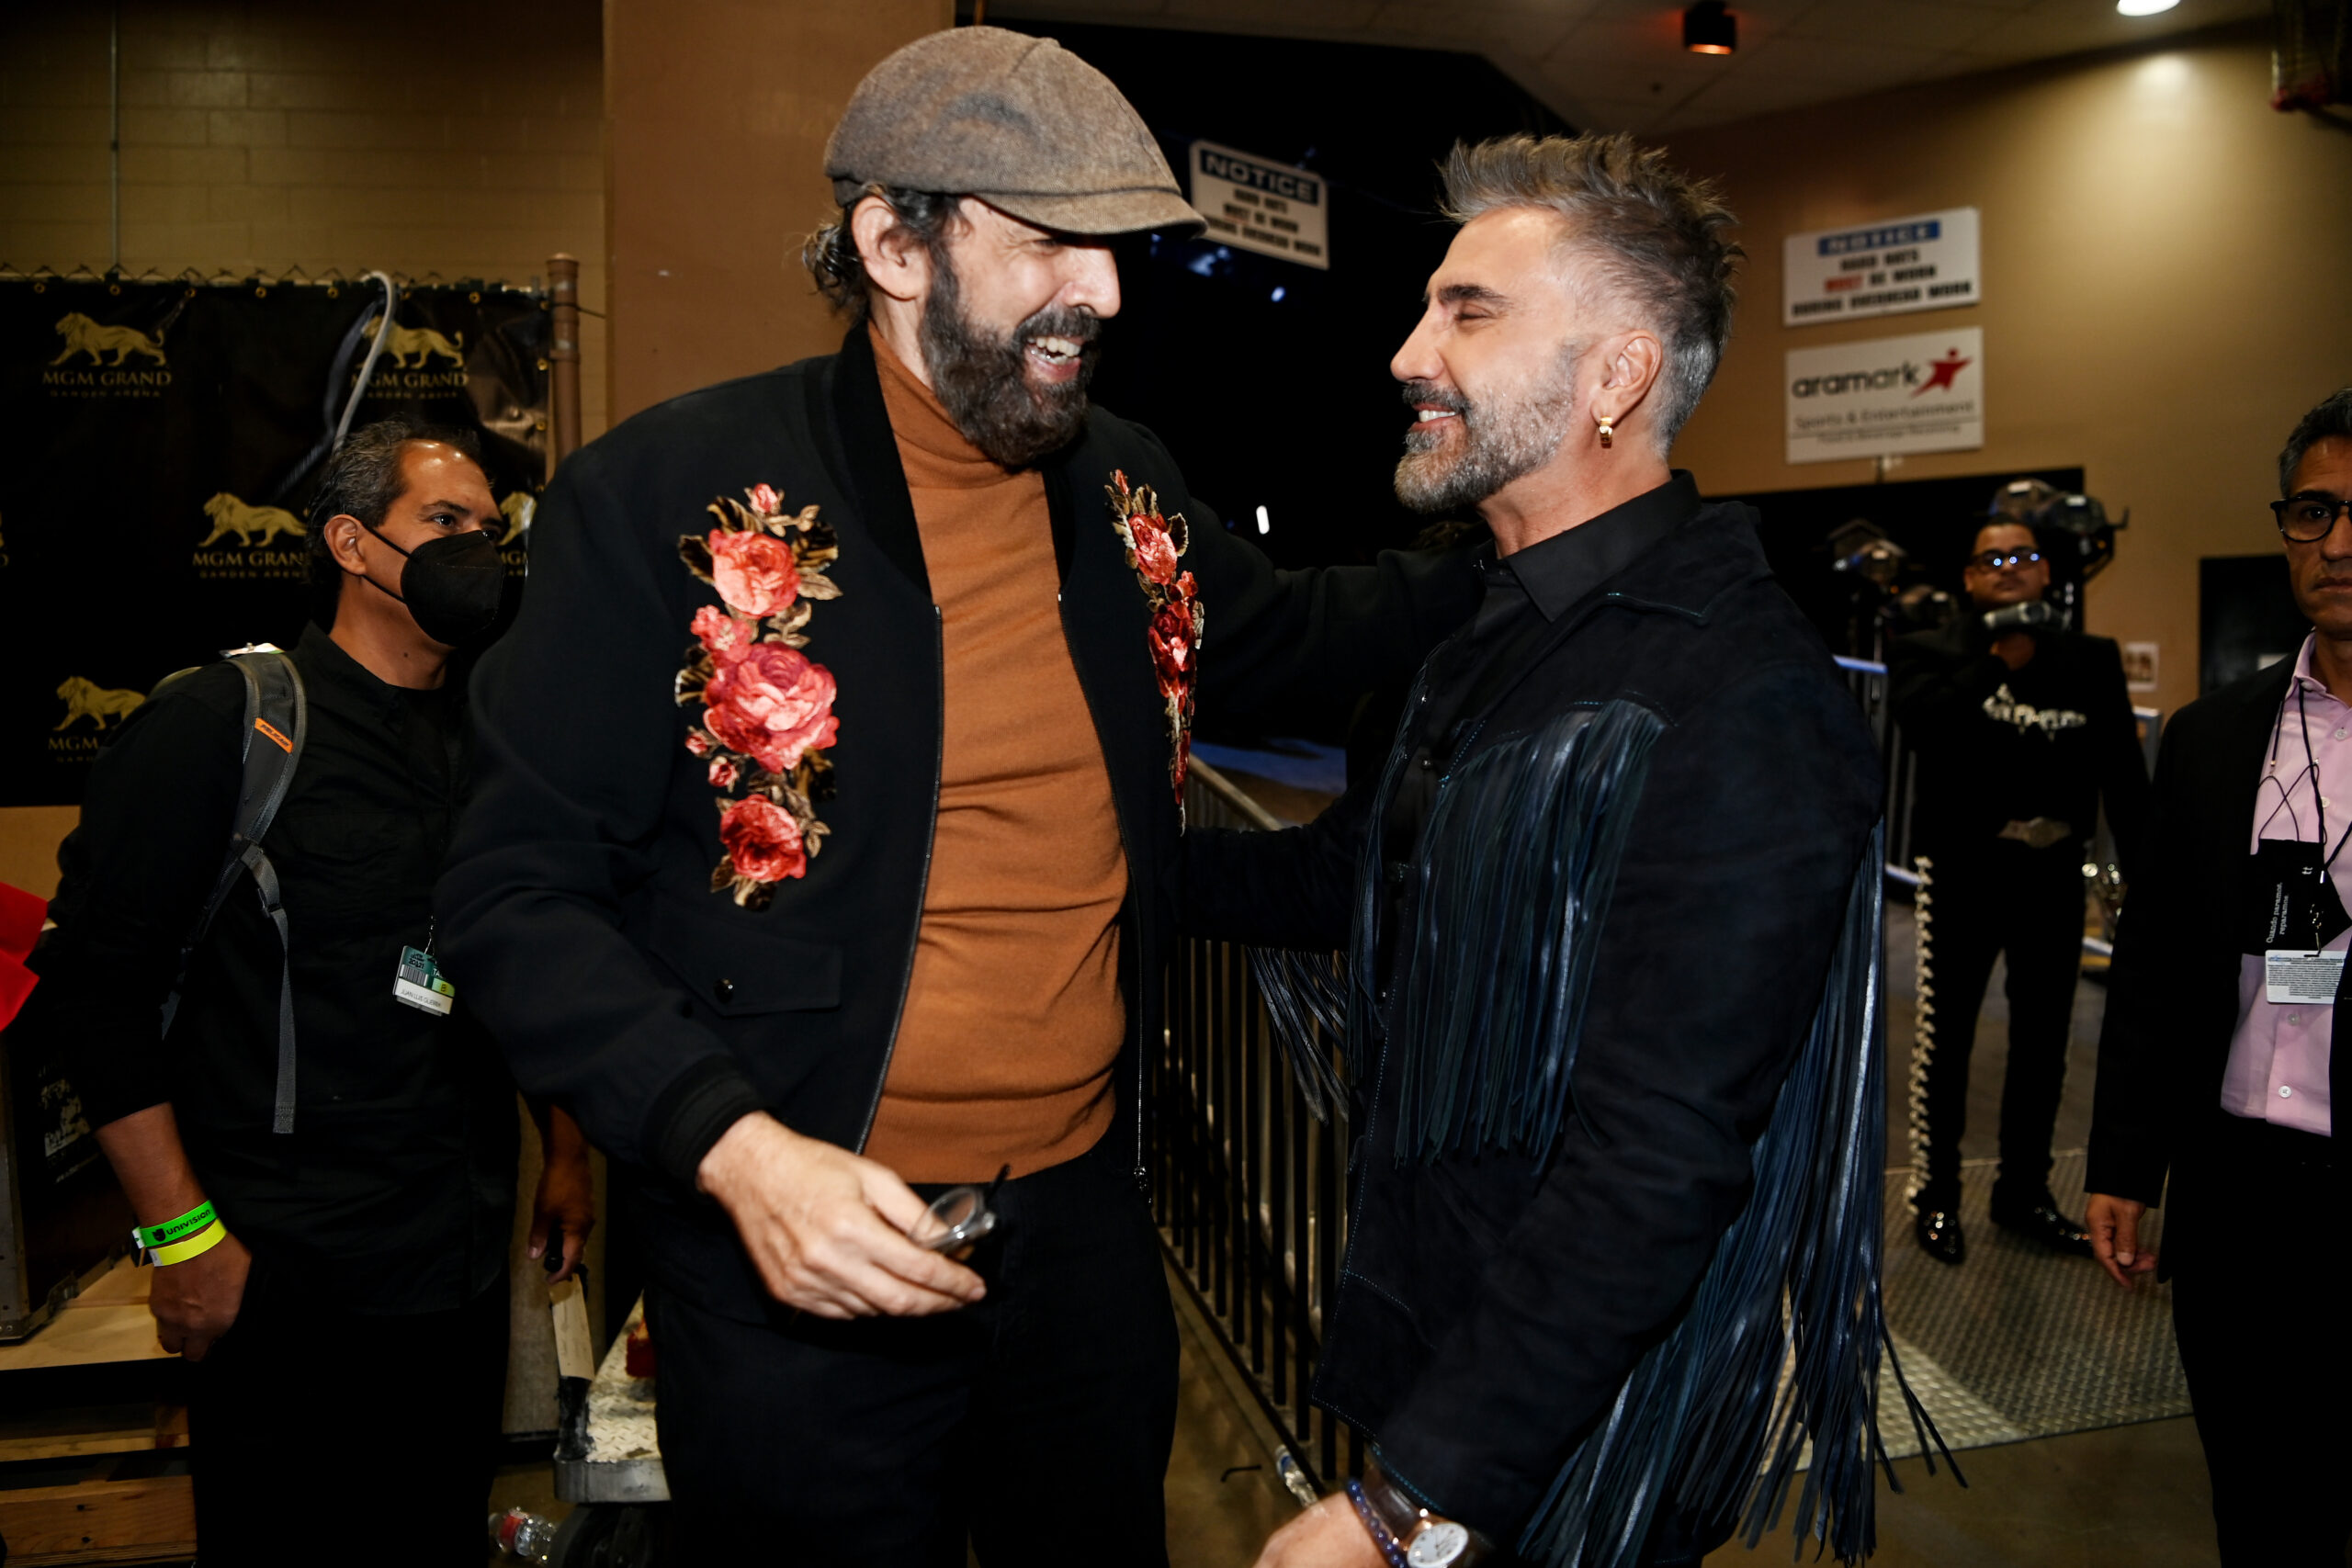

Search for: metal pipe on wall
xmin=547 ymin=253 xmax=582 ymax=475
xmin=108 ymin=0 xmax=120 ymax=273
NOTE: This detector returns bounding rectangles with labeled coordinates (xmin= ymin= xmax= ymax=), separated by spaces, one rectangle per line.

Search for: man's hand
xmin=695 ymin=1113 xmax=985 ymax=1319
xmin=528 ymin=1105 xmax=596 ymax=1283
xmin=150 ymin=1231 xmax=253 ymax=1361
xmin=1252 ymin=1496 xmax=1386 ymax=1568
xmin=2085 ymin=1192 xmax=2157 ymax=1289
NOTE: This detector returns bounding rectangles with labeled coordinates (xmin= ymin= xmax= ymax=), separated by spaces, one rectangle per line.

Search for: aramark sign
xmin=1785 ymin=326 xmax=1984 ymax=466
xmin=1189 ymin=140 xmax=1329 ymax=270
xmin=1782 ymin=207 xmax=1979 ymax=327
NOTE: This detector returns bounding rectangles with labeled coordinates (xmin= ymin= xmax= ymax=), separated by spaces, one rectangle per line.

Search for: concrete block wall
xmin=0 ymin=0 xmax=608 ymax=438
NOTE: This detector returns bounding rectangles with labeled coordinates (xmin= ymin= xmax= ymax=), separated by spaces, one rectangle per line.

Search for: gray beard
xmin=1394 ymin=350 xmax=1580 ymax=514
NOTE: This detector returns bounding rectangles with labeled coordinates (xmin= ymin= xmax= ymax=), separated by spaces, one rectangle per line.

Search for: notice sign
xmin=1782 ymin=207 xmax=1979 ymax=326
xmin=1190 ymin=141 xmax=1329 ymax=269
xmin=1786 ymin=326 xmax=1983 ymax=466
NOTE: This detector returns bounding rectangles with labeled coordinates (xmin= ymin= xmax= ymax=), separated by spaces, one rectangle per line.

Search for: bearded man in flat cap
xmin=438 ymin=27 xmax=1474 ymax=1563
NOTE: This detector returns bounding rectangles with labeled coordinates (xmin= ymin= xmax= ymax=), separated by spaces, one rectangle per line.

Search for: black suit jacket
xmin=2089 ymin=652 xmax=2351 ymax=1275
xmin=1183 ymin=502 xmax=1882 ymax=1537
xmin=436 ymin=329 xmax=1476 ymax=1322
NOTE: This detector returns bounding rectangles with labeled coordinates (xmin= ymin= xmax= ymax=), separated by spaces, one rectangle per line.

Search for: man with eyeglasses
xmin=2085 ymin=389 xmax=2351 ymax=1566
xmin=1889 ymin=492 xmax=2151 ymax=1264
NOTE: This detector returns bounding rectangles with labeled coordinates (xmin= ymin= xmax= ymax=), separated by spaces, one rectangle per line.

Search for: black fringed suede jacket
xmin=435 ymin=328 xmax=1476 ymax=1324
xmin=1183 ymin=482 xmax=1883 ymax=1542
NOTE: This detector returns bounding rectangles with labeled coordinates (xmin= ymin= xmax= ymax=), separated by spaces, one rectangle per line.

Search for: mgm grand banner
xmin=0 ymin=275 xmax=549 ymax=806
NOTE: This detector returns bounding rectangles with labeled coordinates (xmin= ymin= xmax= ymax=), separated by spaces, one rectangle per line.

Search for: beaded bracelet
xmin=1344 ymin=1480 xmax=1411 ymax=1568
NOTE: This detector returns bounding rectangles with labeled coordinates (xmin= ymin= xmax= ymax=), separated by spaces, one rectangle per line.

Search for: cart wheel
xmin=549 ymin=1502 xmax=669 ymax=1568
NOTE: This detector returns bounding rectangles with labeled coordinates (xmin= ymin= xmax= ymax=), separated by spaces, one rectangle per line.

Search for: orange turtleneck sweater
xmin=862 ymin=327 xmax=1128 ymax=1183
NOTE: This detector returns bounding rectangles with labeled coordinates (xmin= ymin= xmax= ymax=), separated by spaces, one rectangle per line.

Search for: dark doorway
xmin=988 ymin=17 xmax=1573 ymax=570
xmin=2199 ymin=555 xmax=2305 ymax=694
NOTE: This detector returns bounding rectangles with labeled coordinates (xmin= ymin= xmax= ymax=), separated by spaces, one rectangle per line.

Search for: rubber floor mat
xmin=1874 ymin=1148 xmax=2187 ymax=1459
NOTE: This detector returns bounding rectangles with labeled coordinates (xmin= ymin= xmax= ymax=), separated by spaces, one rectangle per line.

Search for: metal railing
xmin=1154 ymin=761 xmax=1360 ymax=1488
xmin=1155 ymin=676 xmax=2161 ymax=1486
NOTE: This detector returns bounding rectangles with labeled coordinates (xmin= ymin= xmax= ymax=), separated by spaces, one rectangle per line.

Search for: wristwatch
xmin=1344 ymin=1461 xmax=1493 ymax=1568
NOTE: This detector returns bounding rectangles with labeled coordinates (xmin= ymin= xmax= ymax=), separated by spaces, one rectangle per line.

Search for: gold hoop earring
xmin=1596 ymin=414 xmax=1615 ymax=449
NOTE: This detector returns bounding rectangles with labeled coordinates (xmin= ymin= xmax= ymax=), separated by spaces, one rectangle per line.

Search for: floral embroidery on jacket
xmin=1106 ymin=469 xmax=1205 ymax=821
xmin=675 ymin=483 xmax=842 ymax=908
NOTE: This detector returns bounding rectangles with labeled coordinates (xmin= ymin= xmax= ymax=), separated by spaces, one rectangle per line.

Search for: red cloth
xmin=0 ymin=880 xmax=45 ymax=1032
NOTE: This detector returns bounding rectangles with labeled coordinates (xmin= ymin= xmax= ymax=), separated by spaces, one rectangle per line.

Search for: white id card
xmin=2264 ymin=948 xmax=2345 ymax=1005
xmin=394 ymin=945 xmax=457 ymax=1016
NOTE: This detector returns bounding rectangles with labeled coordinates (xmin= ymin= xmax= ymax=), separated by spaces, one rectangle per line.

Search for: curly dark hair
xmin=802 ymin=184 xmax=967 ymax=326
xmin=1439 ymin=133 xmax=1743 ymax=452
xmin=304 ymin=416 xmax=483 ymax=627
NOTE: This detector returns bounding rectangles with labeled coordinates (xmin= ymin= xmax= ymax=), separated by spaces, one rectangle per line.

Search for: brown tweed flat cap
xmin=825 ymin=28 xmax=1204 ymax=238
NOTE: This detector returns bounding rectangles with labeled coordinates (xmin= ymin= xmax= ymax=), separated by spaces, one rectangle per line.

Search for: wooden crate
xmin=0 ymin=1455 xmax=195 ymax=1566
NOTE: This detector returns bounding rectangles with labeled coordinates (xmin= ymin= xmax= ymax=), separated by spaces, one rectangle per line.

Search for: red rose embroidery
xmin=1130 ymin=514 xmax=1180 ymax=584
xmin=680 ymin=482 xmax=842 ymax=908
xmin=1104 ymin=469 xmax=1205 ymax=820
xmin=1148 ymin=603 xmax=1193 ymax=692
xmin=718 ymin=795 xmax=807 ymax=884
xmin=708 ymin=529 xmax=800 ymax=618
xmin=704 ymin=641 xmax=840 ymax=774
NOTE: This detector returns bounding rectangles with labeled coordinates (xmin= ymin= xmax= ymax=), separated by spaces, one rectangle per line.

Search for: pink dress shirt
xmin=2224 ymin=635 xmax=2339 ymax=1136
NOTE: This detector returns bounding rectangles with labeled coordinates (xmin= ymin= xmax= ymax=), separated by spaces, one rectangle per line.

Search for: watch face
xmin=1407 ymin=1521 xmax=1470 ymax=1568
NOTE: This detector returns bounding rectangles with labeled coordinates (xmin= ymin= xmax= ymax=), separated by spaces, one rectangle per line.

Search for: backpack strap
xmin=159 ymin=650 xmax=309 ymax=1134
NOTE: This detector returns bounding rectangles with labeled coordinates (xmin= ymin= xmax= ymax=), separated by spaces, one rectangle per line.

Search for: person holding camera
xmin=1890 ymin=509 xmax=2150 ymax=1263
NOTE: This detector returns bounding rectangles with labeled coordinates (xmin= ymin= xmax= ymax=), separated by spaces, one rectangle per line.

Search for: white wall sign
xmin=1782 ymin=207 xmax=1979 ymax=326
xmin=1189 ymin=141 xmax=1329 ymax=270
xmin=1785 ymin=326 xmax=1984 ymax=466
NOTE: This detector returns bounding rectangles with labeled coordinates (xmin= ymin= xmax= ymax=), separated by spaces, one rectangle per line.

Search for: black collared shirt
xmin=44 ymin=624 xmax=517 ymax=1313
xmin=1380 ymin=474 xmax=1702 ymax=863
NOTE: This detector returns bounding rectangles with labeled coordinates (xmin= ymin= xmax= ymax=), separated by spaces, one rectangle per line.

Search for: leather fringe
xmin=1516 ymin=825 xmax=1952 ymax=1568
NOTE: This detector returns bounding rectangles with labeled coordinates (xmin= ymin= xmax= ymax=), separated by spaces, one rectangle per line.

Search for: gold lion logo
xmin=361 ymin=317 xmax=464 ymax=368
xmin=199 ymin=492 xmax=308 ymax=547
xmin=54 ymin=676 xmax=146 ymax=730
xmin=499 ymin=491 xmax=537 ymax=537
xmin=51 ymin=312 xmax=167 ymax=367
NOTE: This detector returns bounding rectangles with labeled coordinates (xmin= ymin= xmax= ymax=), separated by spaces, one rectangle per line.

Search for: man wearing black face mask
xmin=38 ymin=417 xmax=594 ymax=1565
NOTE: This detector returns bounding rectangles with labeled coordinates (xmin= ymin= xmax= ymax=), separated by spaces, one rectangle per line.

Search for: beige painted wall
xmin=0 ymin=0 xmax=609 ymax=901
xmin=1664 ymin=25 xmax=2352 ymax=720
xmin=605 ymin=0 xmax=955 ymax=423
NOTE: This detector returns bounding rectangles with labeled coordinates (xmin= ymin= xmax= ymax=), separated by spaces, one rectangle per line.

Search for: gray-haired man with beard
xmin=1190 ymin=135 xmax=1890 ymax=1568
xmin=437 ymin=28 xmax=1476 ymax=1565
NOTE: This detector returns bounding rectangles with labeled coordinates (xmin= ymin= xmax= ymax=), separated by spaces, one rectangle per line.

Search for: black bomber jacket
xmin=436 ymin=328 xmax=1476 ymax=1322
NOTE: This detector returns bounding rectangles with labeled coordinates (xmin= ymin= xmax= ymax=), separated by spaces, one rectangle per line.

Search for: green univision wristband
xmin=133 ymin=1201 xmax=217 ymax=1250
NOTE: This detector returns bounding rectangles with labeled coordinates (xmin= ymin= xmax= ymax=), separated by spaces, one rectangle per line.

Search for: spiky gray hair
xmin=1439 ymin=132 xmax=1742 ymax=452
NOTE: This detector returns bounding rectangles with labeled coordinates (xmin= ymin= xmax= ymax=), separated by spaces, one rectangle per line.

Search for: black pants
xmin=649 ymin=1131 xmax=1180 ymax=1566
xmin=188 ymin=1264 xmax=509 ymax=1566
xmin=2171 ymin=1116 xmax=2349 ymax=1566
xmin=1909 ymin=842 xmax=2084 ymax=1208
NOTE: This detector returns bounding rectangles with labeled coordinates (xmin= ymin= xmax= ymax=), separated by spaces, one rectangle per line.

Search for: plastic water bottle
xmin=489 ymin=1506 xmax=560 ymax=1563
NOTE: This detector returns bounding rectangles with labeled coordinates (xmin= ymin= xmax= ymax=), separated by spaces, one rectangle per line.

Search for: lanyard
xmin=2289 ymin=682 xmax=2352 ymax=874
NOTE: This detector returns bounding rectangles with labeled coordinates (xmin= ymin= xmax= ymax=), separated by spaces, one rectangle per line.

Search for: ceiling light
xmin=1683 ymin=1 xmax=1736 ymax=55
xmin=2116 ymin=0 xmax=2179 ymax=14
